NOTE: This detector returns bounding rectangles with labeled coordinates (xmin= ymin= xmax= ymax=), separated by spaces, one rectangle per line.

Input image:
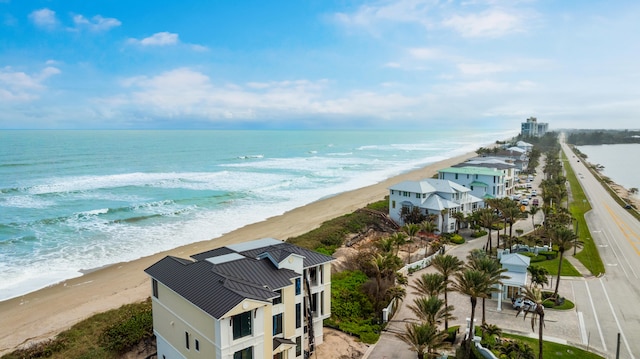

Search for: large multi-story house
xmin=438 ymin=166 xmax=507 ymax=200
xmin=145 ymin=238 xmax=333 ymax=359
xmin=453 ymin=158 xmax=519 ymax=196
xmin=388 ymin=178 xmax=483 ymax=233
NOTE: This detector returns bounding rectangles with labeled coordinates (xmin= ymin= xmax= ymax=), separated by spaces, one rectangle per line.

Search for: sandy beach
xmin=0 ymin=150 xmax=478 ymax=354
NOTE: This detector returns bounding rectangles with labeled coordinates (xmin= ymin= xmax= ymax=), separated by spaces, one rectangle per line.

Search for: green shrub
xmin=449 ymin=234 xmax=465 ymax=244
xmin=538 ymin=251 xmax=557 ymax=260
xmin=471 ymin=230 xmax=487 ymax=238
xmin=99 ymin=304 xmax=153 ymax=354
xmin=446 ymin=325 xmax=460 ymax=343
xmin=520 ymin=252 xmax=545 ymax=262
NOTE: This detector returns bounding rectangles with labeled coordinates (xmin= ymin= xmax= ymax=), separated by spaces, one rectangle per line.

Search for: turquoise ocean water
xmin=0 ymin=129 xmax=515 ymax=300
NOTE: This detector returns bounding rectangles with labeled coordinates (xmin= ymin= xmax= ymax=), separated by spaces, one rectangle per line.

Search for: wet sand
xmin=0 ymin=150 xmax=479 ymax=354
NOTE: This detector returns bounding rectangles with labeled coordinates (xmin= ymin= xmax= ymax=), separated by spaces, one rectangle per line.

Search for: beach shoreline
xmin=0 ymin=149 xmax=479 ymax=354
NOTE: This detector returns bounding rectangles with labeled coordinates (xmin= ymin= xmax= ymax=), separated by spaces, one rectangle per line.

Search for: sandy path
xmin=0 ymin=150 xmax=478 ymax=354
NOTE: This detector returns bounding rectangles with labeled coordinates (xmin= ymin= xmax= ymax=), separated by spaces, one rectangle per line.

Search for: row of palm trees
xmin=396 ymin=251 xmax=509 ymax=359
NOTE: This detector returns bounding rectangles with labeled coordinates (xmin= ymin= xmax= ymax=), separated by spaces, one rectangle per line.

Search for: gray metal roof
xmin=145 ymin=239 xmax=333 ymax=319
xmin=239 ymin=242 xmax=334 ymax=269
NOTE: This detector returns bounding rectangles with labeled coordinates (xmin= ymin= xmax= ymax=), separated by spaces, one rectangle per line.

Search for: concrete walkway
xmin=364 ymin=204 xmax=595 ymax=359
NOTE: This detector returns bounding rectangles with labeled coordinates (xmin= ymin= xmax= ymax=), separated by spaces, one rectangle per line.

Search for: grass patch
xmin=2 ymin=299 xmax=153 ymax=359
xmin=561 ymin=150 xmax=605 ymax=276
xmin=502 ymin=333 xmax=604 ymax=359
xmin=287 ymin=199 xmax=388 ymax=253
xmin=533 ymin=257 xmax=581 ymax=277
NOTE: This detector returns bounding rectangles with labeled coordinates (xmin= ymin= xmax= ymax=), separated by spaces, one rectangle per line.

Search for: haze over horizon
xmin=1 ymin=1 xmax=639 ymax=130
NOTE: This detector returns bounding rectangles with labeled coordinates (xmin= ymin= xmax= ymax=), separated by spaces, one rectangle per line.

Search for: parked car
xmin=512 ymin=297 xmax=536 ymax=311
xmin=532 ymin=198 xmax=539 ymax=206
xmin=526 ymin=183 xmax=532 ymax=188
xmin=531 ymin=190 xmax=537 ymax=196
xmin=521 ymin=199 xmax=529 ymax=205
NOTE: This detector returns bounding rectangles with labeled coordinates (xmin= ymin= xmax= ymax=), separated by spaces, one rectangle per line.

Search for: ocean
xmin=0 ymin=129 xmax=515 ymax=300
xmin=576 ymin=143 xmax=640 ymax=192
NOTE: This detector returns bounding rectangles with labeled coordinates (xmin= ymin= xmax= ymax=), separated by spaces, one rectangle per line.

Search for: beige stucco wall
xmin=152 ymin=281 xmax=217 ymax=358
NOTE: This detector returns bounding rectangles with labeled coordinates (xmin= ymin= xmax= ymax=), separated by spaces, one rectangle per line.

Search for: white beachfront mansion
xmin=388 ymin=178 xmax=484 ymax=233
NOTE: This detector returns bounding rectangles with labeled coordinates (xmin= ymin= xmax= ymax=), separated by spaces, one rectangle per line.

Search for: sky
xmin=1 ymin=0 xmax=639 ymax=130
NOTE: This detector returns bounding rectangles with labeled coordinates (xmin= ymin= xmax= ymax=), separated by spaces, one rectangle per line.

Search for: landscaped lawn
xmin=503 ymin=333 xmax=605 ymax=359
xmin=561 ymin=150 xmax=605 ymax=276
xmin=534 ymin=257 xmax=581 ymax=277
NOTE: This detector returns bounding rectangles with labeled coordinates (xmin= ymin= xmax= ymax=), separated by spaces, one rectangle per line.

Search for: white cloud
xmin=442 ymin=8 xmax=525 ymax=37
xmin=72 ymin=14 xmax=121 ymax=32
xmin=29 ymin=8 xmax=58 ymax=29
xmin=0 ymin=66 xmax=61 ymax=102
xmin=334 ymin=0 xmax=435 ymax=28
xmin=457 ymin=62 xmax=512 ymax=75
xmin=408 ymin=47 xmax=449 ymax=60
xmin=129 ymin=32 xmax=180 ymax=46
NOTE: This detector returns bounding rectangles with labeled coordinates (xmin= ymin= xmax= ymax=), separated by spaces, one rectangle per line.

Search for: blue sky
xmin=1 ymin=0 xmax=639 ymax=130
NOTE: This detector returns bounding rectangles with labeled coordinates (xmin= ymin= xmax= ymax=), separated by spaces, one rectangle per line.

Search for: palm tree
xmin=516 ymin=284 xmax=551 ymax=359
xmin=451 ymin=268 xmax=491 ymax=359
xmin=452 ymin=211 xmax=466 ymax=234
xmin=528 ymin=205 xmax=540 ymax=229
xmin=528 ymin=265 xmax=550 ymax=288
xmin=479 ymin=208 xmax=499 ymax=253
xmin=403 ymin=223 xmax=421 ymax=264
xmin=550 ymin=226 xmax=582 ymax=298
xmin=439 ymin=208 xmax=448 ymax=234
xmin=410 ymin=272 xmax=446 ymax=297
xmin=503 ymin=204 xmax=522 ymax=250
xmin=466 ymin=253 xmax=509 ymax=324
xmin=420 ymin=220 xmax=438 ymax=257
xmin=395 ymin=322 xmax=451 ymax=359
xmin=480 ymin=322 xmax=502 ymax=339
xmin=376 ymin=236 xmax=395 ymax=254
xmin=390 ymin=232 xmax=408 ymax=257
xmin=431 ymin=254 xmax=463 ymax=330
xmin=408 ymin=295 xmax=455 ymax=326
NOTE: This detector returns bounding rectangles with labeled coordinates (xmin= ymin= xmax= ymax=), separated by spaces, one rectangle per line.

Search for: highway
xmin=561 ymin=138 xmax=640 ymax=359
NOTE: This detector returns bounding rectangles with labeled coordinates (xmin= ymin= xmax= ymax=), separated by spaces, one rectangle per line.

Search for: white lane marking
xmin=600 ymin=278 xmax=635 ymax=359
xmin=578 ymin=311 xmax=588 ymax=344
xmin=585 ymin=280 xmax=607 ymax=352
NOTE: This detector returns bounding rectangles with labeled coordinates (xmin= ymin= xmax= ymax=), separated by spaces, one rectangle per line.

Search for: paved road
xmin=366 ymin=161 xmax=589 ymax=359
xmin=561 ymin=138 xmax=640 ymax=359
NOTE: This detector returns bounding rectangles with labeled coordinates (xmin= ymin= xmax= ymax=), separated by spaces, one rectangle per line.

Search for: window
xmin=391 ymin=190 xmax=395 ymax=195
xmin=296 ymin=336 xmax=302 ymax=357
xmin=392 ymin=200 xmax=396 ymax=209
xmin=273 ymin=289 xmax=282 ymax=305
xmin=296 ymin=303 xmax=302 ymax=328
xmin=233 ymin=311 xmax=252 ymax=339
xmin=320 ymin=291 xmax=325 ymax=315
xmin=195 ymin=339 xmax=200 ymax=351
xmin=234 ymin=347 xmax=253 ymax=359
xmin=185 ymin=331 xmax=190 ymax=349
xmin=455 ymin=173 xmax=458 ymax=179
xmin=152 ymin=279 xmax=158 ymax=298
xmin=273 ymin=313 xmax=283 ymax=335
xmin=415 ymin=193 xmax=420 ymax=198
xmin=273 ymin=353 xmax=283 ymax=359
xmin=295 ymin=278 xmax=301 ymax=295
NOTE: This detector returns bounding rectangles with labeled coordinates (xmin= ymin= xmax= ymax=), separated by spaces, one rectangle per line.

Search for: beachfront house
xmin=494 ymin=253 xmax=530 ymax=311
xmin=388 ymin=178 xmax=483 ymax=233
xmin=145 ymin=238 xmax=333 ymax=359
xmin=438 ymin=166 xmax=507 ymax=200
xmin=453 ymin=159 xmax=519 ymax=197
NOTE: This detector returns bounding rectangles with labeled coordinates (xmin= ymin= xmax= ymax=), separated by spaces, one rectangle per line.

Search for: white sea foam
xmin=0 ymin=129 xmax=517 ymax=301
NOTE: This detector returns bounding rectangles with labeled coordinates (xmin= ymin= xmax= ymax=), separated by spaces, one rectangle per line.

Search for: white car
xmin=512 ymin=297 xmax=536 ymax=311
xmin=521 ymin=199 xmax=529 ymax=205
xmin=531 ymin=190 xmax=537 ymax=196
